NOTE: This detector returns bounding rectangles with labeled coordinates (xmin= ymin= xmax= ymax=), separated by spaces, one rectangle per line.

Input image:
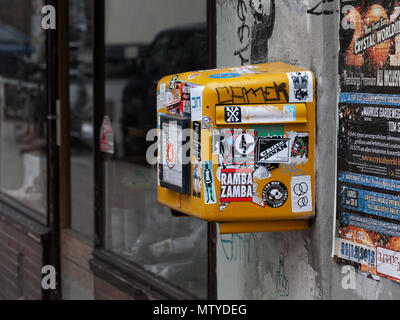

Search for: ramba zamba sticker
xmin=220 ymin=168 xmax=253 ymax=203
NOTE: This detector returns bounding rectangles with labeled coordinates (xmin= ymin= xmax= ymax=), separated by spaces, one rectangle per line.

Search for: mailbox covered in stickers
xmin=156 ymin=62 xmax=315 ymax=234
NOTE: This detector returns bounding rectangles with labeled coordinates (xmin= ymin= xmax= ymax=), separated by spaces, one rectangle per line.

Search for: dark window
xmin=103 ymin=0 xmax=208 ymax=298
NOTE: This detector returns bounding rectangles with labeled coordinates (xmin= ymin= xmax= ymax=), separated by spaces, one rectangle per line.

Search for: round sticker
xmin=201 ymin=116 xmax=213 ymax=130
xmin=262 ymin=181 xmax=288 ymax=208
xmin=234 ymin=133 xmax=255 ymax=155
xmin=209 ymin=73 xmax=241 ymax=79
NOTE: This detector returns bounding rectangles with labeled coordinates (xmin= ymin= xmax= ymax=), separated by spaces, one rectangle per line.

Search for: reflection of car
xmin=0 ymin=22 xmax=34 ymax=77
xmin=120 ymin=23 xmax=208 ymax=158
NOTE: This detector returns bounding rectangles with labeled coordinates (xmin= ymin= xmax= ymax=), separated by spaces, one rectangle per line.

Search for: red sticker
xmin=220 ymin=168 xmax=253 ymax=203
xmin=100 ymin=116 xmax=114 ymax=154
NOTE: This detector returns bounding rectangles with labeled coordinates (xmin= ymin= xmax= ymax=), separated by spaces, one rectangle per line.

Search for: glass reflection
xmin=104 ymin=0 xmax=208 ymax=297
xmin=0 ymin=0 xmax=47 ymax=215
xmin=69 ymin=0 xmax=94 ymax=240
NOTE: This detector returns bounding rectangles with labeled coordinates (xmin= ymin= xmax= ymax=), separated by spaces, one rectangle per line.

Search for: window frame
xmin=92 ymin=0 xmax=217 ymax=300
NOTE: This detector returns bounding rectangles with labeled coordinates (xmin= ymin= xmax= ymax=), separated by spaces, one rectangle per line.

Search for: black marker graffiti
xmin=297 ymin=196 xmax=309 ymax=208
xmin=234 ymin=0 xmax=251 ymax=65
xmin=249 ymin=0 xmax=275 ymax=64
xmin=215 ymin=82 xmax=289 ymax=105
xmin=293 ymin=182 xmax=308 ymax=196
xmin=307 ymin=0 xmax=335 ymax=16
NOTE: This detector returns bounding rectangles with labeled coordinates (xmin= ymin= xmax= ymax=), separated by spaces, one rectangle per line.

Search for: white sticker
xmin=337 ymin=239 xmax=376 ymax=267
xmin=287 ymin=71 xmax=313 ymax=103
xmin=252 ymin=195 xmax=265 ymax=208
xmin=377 ymin=246 xmax=400 ymax=280
xmin=160 ymin=83 xmax=166 ymax=99
xmin=253 ymin=165 xmax=270 ymax=181
xmin=290 ymin=175 xmax=312 ymax=213
xmin=190 ymin=85 xmax=204 ymax=122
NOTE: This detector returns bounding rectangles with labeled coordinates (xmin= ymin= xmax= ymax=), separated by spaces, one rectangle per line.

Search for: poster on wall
xmin=339 ymin=0 xmax=400 ymax=94
xmin=334 ymin=100 xmax=400 ymax=282
xmin=334 ymin=0 xmax=400 ymax=284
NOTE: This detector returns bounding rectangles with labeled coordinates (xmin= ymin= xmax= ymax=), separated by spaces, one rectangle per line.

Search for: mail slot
xmin=156 ymin=62 xmax=315 ymax=234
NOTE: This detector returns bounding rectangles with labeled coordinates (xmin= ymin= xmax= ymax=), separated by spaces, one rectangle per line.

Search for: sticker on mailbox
xmin=191 ymin=85 xmax=204 ymax=122
xmin=287 ymin=71 xmax=313 ymax=103
xmin=225 ymin=106 xmax=242 ymax=123
xmin=291 ymin=175 xmax=312 ymax=213
xmin=202 ymin=161 xmax=216 ymax=204
xmin=289 ymin=132 xmax=309 ymax=163
xmin=257 ymin=137 xmax=290 ymax=163
xmin=262 ymin=181 xmax=288 ymax=208
xmin=220 ymin=168 xmax=253 ymax=203
xmin=193 ymin=161 xmax=202 ymax=198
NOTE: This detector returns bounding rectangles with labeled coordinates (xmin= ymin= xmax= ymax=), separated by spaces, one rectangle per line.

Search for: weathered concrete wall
xmin=216 ymin=0 xmax=400 ymax=300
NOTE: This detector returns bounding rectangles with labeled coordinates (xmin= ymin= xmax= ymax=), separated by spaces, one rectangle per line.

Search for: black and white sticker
xmin=287 ymin=71 xmax=313 ymax=103
xmin=193 ymin=121 xmax=201 ymax=162
xmin=291 ymin=175 xmax=312 ymax=213
xmin=262 ymin=181 xmax=288 ymax=208
xmin=257 ymin=138 xmax=290 ymax=163
xmin=169 ymin=75 xmax=178 ymax=89
xmin=225 ymin=106 xmax=242 ymax=123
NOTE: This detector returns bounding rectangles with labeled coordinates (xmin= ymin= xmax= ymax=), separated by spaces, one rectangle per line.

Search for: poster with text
xmin=334 ymin=98 xmax=400 ymax=282
xmin=334 ymin=0 xmax=400 ymax=284
xmin=340 ymin=0 xmax=400 ymax=94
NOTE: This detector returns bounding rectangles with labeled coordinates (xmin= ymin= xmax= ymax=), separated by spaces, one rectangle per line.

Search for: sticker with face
xmin=286 ymin=131 xmax=309 ymax=164
xmin=262 ymin=181 xmax=288 ymax=208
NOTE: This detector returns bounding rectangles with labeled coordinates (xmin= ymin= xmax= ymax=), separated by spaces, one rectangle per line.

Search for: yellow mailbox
xmin=156 ymin=62 xmax=315 ymax=234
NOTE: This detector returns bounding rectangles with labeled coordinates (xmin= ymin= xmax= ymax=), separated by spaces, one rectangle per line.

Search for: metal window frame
xmin=92 ymin=0 xmax=217 ymax=300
